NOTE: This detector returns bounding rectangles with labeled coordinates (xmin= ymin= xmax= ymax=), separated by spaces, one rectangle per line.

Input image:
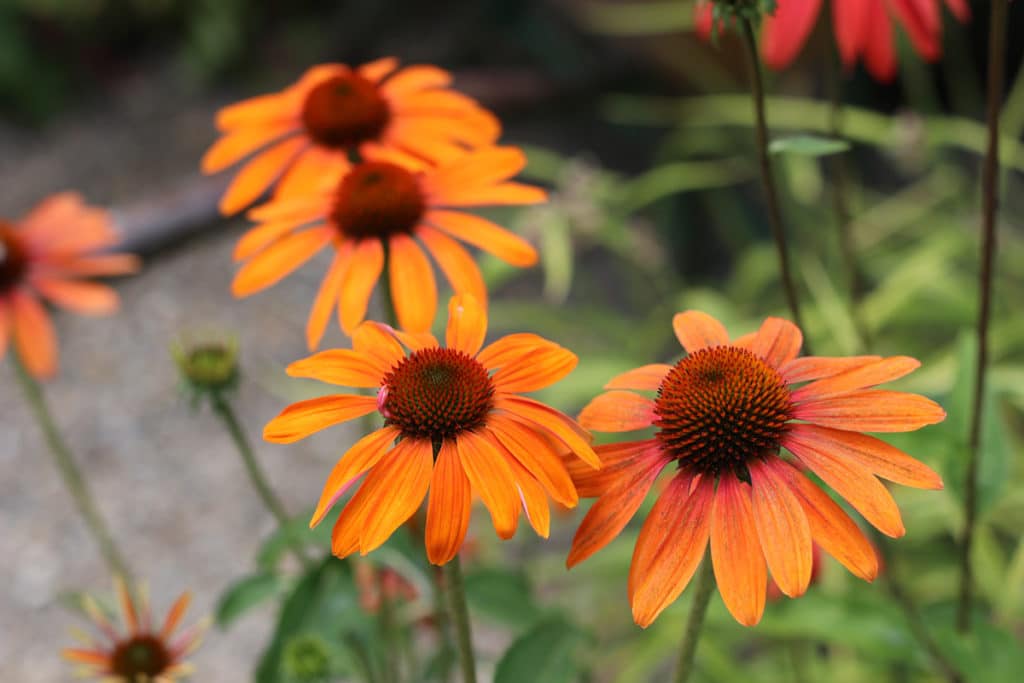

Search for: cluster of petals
xmin=696 ymin=0 xmax=970 ymax=82
xmin=569 ymin=310 xmax=945 ymax=627
xmin=264 ymin=295 xmax=598 ymax=565
xmin=62 ymin=579 xmax=205 ymax=682
xmin=0 ymin=192 xmax=139 ymax=378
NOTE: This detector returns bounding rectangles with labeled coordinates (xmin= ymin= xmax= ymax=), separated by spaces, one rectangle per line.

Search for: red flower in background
xmin=696 ymin=0 xmax=970 ymax=82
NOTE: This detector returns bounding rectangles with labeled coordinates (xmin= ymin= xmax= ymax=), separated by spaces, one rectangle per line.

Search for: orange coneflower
xmin=568 ymin=311 xmax=945 ymax=627
xmin=0 ymin=193 xmax=139 ymax=378
xmin=231 ymin=146 xmax=543 ymax=346
xmin=63 ymin=579 xmax=206 ymax=682
xmin=201 ymin=58 xmax=501 ymax=215
xmin=264 ymin=294 xmax=598 ymax=565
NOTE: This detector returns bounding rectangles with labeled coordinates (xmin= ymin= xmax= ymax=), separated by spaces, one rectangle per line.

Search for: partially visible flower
xmin=282 ymin=634 xmax=334 ymax=683
xmin=62 ymin=579 xmax=206 ymax=682
xmin=201 ymin=58 xmax=501 ymax=215
xmin=231 ymin=147 xmax=543 ymax=345
xmin=0 ymin=193 xmax=139 ymax=378
xmin=568 ymin=310 xmax=944 ymax=627
xmin=696 ymin=0 xmax=971 ymax=82
xmin=171 ymin=331 xmax=240 ymax=404
xmin=354 ymin=561 xmax=419 ymax=615
xmin=264 ymin=294 xmax=597 ymax=565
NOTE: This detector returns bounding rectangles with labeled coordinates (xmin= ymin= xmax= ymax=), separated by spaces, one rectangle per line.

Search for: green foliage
xmin=494 ymin=617 xmax=588 ymax=683
xmin=769 ymin=135 xmax=851 ymax=158
xmin=216 ymin=573 xmax=288 ymax=628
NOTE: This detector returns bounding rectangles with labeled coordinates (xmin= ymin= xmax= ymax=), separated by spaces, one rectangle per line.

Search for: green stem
xmin=443 ymin=556 xmax=477 ymax=683
xmin=210 ymin=392 xmax=312 ymax=567
xmin=10 ymin=349 xmax=132 ymax=580
xmin=671 ymin=555 xmax=714 ymax=683
xmin=377 ymin=572 xmax=399 ymax=683
xmin=738 ymin=17 xmax=807 ymax=338
xmin=958 ymin=0 xmax=1008 ymax=634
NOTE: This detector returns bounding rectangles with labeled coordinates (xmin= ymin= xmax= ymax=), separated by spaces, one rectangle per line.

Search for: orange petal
xmin=791 ymin=356 xmax=921 ymax=403
xmin=511 ymin=462 xmax=552 ymax=538
xmin=352 ymin=320 xmax=407 ymax=367
xmin=61 ymin=648 xmax=109 ymax=666
xmin=310 ymin=427 xmax=400 ymax=528
xmin=710 ymin=476 xmax=766 ymax=626
xmin=477 ymin=333 xmax=555 ymax=371
xmin=491 ymin=344 xmax=577 ymax=393
xmin=749 ymin=458 xmax=813 ymax=598
xmin=787 ymin=423 xmax=941 ymax=489
xmin=567 ymin=453 xmax=664 ymax=567
xmin=117 ymin=576 xmax=139 ymax=634
xmin=42 ymin=253 xmax=141 ymax=277
xmin=673 ymin=310 xmax=729 ymax=353
xmin=496 ymin=395 xmax=600 ymax=469
xmin=791 ymin=389 xmax=946 ymax=432
xmin=31 ymin=278 xmax=118 ymax=316
xmin=428 ymin=181 xmax=546 ymax=208
xmin=423 ymin=147 xmax=527 ymax=194
xmin=426 ymin=440 xmax=472 ymax=564
xmin=160 ymin=593 xmax=192 ymax=639
xmin=232 ymin=217 xmax=322 ymax=262
xmin=445 ymin=293 xmax=487 ymax=356
xmin=215 ymin=91 xmax=299 ymax=130
xmin=417 ymin=225 xmax=487 ymax=306
xmin=773 ymin=460 xmax=879 ymax=581
xmin=779 ymin=355 xmax=882 ymax=384
xmin=331 ymin=487 xmax=369 ymax=558
xmin=263 ymin=394 xmax=378 ymax=444
xmin=0 ymin=303 xmax=10 ymax=361
xmin=425 ymin=210 xmax=537 ymax=267
xmin=201 ymin=124 xmax=297 ymax=173
xmin=379 ymin=324 xmax=439 ymax=352
xmin=381 ymin=65 xmax=453 ymax=97
xmin=630 ymin=474 xmax=714 ymax=628
xmin=306 ymin=243 xmax=352 ymax=350
xmin=286 ymin=348 xmax=387 ymax=388
xmin=359 ymin=437 xmax=432 ymax=553
xmin=274 ymin=146 xmax=348 ymax=199
xmin=339 ymin=238 xmax=385 ymax=334
xmin=783 ymin=428 xmax=906 ymax=537
xmin=456 ymin=431 xmax=520 ymax=539
xmin=248 ymin=194 xmax=328 ymax=224
xmin=563 ymin=439 xmax=667 ymax=498
xmin=357 ymin=56 xmax=399 ymax=83
xmin=749 ymin=317 xmax=803 ymax=368
xmin=11 ymin=291 xmax=57 ymax=378
xmin=219 ymin=137 xmax=306 ymax=215
xmin=231 ymin=226 xmax=332 ymax=296
xmin=605 ymin=364 xmax=672 ymax=391
xmin=397 ymin=112 xmax=500 ymax=146
xmin=389 ymin=234 xmax=437 ymax=334
xmin=486 ymin=416 xmax=579 ymax=507
xmin=387 ymin=128 xmax=467 ymax=165
xmin=578 ymin=391 xmax=657 ymax=433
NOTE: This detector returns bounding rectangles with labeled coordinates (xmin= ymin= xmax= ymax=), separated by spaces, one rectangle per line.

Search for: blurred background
xmin=1 ymin=1 xmax=1023 ymax=681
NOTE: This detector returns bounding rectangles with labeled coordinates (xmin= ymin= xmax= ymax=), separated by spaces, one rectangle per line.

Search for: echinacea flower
xmin=63 ymin=579 xmax=206 ymax=682
xmin=0 ymin=193 xmax=139 ymax=378
xmin=201 ymin=58 xmax=501 ymax=215
xmin=568 ymin=311 xmax=945 ymax=627
xmin=696 ymin=0 xmax=970 ymax=82
xmin=264 ymin=294 xmax=597 ymax=565
xmin=231 ymin=146 xmax=543 ymax=346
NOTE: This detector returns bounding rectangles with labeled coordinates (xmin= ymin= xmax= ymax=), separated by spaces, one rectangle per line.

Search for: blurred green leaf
xmin=217 ymin=572 xmax=287 ymax=628
xmin=257 ymin=509 xmax=331 ymax=571
xmin=769 ymin=135 xmax=850 ymax=157
xmin=464 ymin=567 xmax=543 ymax=629
xmin=494 ymin=616 xmax=586 ymax=683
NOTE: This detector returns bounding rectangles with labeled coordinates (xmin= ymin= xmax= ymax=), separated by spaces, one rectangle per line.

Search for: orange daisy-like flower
xmin=201 ymin=58 xmax=501 ymax=215
xmin=568 ymin=311 xmax=945 ymax=627
xmin=264 ymin=295 xmax=598 ymax=565
xmin=62 ymin=579 xmax=206 ymax=682
xmin=0 ymin=193 xmax=139 ymax=378
xmin=231 ymin=146 xmax=543 ymax=346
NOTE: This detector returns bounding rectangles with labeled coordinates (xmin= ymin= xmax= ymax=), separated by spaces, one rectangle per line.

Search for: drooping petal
xmin=578 ymin=391 xmax=657 ymax=432
xmin=491 ymin=344 xmax=577 ymax=393
xmin=509 ymin=457 xmax=551 ymax=538
xmin=40 ymin=253 xmax=141 ymax=277
xmin=200 ymin=123 xmax=298 ymax=173
xmin=287 ymin=348 xmax=388 ymax=388
xmin=445 ymin=293 xmax=487 ymax=356
xmin=562 ymin=439 xmax=667 ymax=498
xmin=219 ymin=137 xmax=307 ymax=215
xmin=605 ymin=364 xmax=672 ymax=391
xmin=215 ymin=91 xmax=299 ymax=131
xmin=889 ymin=0 xmax=941 ymax=61
xmin=456 ymin=431 xmax=519 ymax=538
xmin=160 ymin=593 xmax=192 ymax=639
xmin=339 ymin=238 xmax=385 ymax=334
xmin=748 ymin=458 xmax=813 ymax=598
xmin=426 ymin=440 xmax=472 ymax=565
xmin=761 ymin=0 xmax=823 ymax=70
xmin=780 ymin=355 xmax=882 ymax=384
xmin=417 ymin=225 xmax=488 ymax=306
xmin=264 ymin=395 xmax=378 ymax=444
xmin=388 ymin=234 xmax=437 ymax=334
xmin=863 ymin=3 xmax=898 ymax=82
xmin=496 ymin=395 xmax=600 ymax=468
xmin=351 ymin=320 xmax=407 ymax=367
xmin=477 ymin=333 xmax=556 ymax=371
xmin=306 ymin=243 xmax=352 ymax=350
xmin=673 ymin=310 xmax=729 ymax=353
xmin=832 ymin=0 xmax=873 ymax=67
xmin=423 ymin=147 xmax=527 ymax=194
xmin=381 ymin=65 xmax=453 ymax=97
xmin=425 ymin=210 xmax=537 ymax=267
xmin=710 ymin=475 xmax=767 ymax=626
xmin=231 ymin=226 xmax=332 ymax=296
xmin=357 ymin=56 xmax=399 ymax=82
xmin=11 ymin=291 xmax=57 ymax=378
xmin=790 ymin=356 xmax=921 ymax=403
xmin=275 ymin=146 xmax=348 ymax=199
xmin=748 ymin=317 xmax=803 ymax=368
xmin=31 ymin=278 xmax=119 ymax=316
xmin=791 ymin=389 xmax=946 ymax=432
xmin=944 ymin=0 xmax=970 ymax=22
xmin=486 ymin=415 xmax=579 ymax=507
xmin=232 ymin=217 xmax=321 ymax=262
xmin=359 ymin=438 xmax=432 ymax=553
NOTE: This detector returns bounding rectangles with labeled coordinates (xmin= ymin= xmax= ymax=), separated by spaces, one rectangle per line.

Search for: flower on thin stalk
xmin=171 ymin=331 xmax=240 ymax=407
xmin=696 ymin=0 xmax=970 ymax=83
xmin=62 ymin=579 xmax=206 ymax=682
xmin=201 ymin=58 xmax=500 ymax=215
xmin=567 ymin=311 xmax=945 ymax=627
xmin=0 ymin=193 xmax=140 ymax=378
xmin=231 ymin=147 xmax=543 ymax=346
xmin=264 ymin=294 xmax=597 ymax=565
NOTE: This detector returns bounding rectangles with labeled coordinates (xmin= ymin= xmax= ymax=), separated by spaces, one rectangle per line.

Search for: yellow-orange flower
xmin=201 ymin=58 xmax=501 ymax=215
xmin=0 ymin=193 xmax=139 ymax=378
xmin=264 ymin=295 xmax=598 ymax=565
xmin=231 ymin=146 xmax=543 ymax=346
xmin=62 ymin=579 xmax=206 ymax=682
xmin=569 ymin=311 xmax=945 ymax=627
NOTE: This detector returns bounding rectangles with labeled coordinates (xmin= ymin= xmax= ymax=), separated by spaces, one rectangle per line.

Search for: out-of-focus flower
xmin=264 ymin=294 xmax=597 ymax=565
xmin=202 ymin=58 xmax=501 ymax=215
xmin=62 ymin=579 xmax=206 ymax=682
xmin=568 ymin=311 xmax=944 ymax=627
xmin=0 ymin=193 xmax=139 ymax=378
xmin=171 ymin=331 xmax=240 ymax=404
xmin=354 ymin=561 xmax=419 ymax=615
xmin=231 ymin=147 xmax=543 ymax=345
xmin=282 ymin=634 xmax=334 ymax=683
xmin=696 ymin=0 xmax=970 ymax=82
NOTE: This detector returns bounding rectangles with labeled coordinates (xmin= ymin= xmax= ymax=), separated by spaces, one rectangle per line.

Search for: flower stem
xmin=10 ymin=349 xmax=132 ymax=581
xmin=739 ymin=17 xmax=807 ymax=337
xmin=210 ymin=392 xmax=312 ymax=567
xmin=443 ymin=556 xmax=477 ymax=683
xmin=671 ymin=555 xmax=714 ymax=683
xmin=958 ymin=0 xmax=1008 ymax=634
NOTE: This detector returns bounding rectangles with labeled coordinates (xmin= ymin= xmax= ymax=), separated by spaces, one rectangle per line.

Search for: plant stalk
xmin=443 ymin=556 xmax=477 ymax=683
xmin=671 ymin=555 xmax=714 ymax=683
